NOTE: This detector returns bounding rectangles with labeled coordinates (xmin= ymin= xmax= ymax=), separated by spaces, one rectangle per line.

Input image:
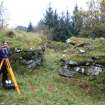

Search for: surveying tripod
xmin=0 ymin=58 xmax=20 ymax=94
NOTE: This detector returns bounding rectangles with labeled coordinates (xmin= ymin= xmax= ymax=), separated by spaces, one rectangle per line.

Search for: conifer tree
xmin=27 ymin=22 xmax=33 ymax=32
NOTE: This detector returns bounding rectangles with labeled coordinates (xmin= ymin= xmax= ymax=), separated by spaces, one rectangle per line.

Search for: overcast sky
xmin=4 ymin=0 xmax=89 ymax=27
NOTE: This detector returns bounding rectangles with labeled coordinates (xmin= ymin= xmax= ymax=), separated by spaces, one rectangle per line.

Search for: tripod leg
xmin=0 ymin=59 xmax=8 ymax=86
xmin=0 ymin=59 xmax=4 ymax=70
xmin=6 ymin=59 xmax=21 ymax=94
xmin=2 ymin=64 xmax=8 ymax=86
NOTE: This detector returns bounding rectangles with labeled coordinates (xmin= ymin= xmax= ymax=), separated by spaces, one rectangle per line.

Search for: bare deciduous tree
xmin=0 ymin=1 xmax=8 ymax=29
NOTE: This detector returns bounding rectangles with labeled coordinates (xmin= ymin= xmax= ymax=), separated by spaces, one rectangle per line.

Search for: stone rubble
xmin=11 ymin=47 xmax=45 ymax=69
xmin=59 ymin=60 xmax=103 ymax=77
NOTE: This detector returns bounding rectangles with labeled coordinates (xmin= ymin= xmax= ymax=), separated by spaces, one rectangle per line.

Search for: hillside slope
xmin=0 ymin=31 xmax=105 ymax=105
xmin=0 ymin=30 xmax=46 ymax=48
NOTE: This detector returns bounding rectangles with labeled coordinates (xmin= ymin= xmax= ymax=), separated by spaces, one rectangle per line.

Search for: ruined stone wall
xmin=10 ymin=47 xmax=45 ymax=69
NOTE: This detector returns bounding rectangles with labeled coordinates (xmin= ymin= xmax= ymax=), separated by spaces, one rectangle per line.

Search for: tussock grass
xmin=0 ymin=31 xmax=105 ymax=104
xmin=0 ymin=31 xmax=46 ymax=48
xmin=0 ymin=49 xmax=104 ymax=105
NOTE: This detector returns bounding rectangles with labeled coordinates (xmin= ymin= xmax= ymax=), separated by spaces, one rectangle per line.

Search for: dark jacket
xmin=0 ymin=47 xmax=11 ymax=59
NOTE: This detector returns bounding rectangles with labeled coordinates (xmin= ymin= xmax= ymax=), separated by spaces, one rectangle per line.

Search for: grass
xmin=0 ymin=31 xmax=105 ymax=104
xmin=0 ymin=49 xmax=105 ymax=105
xmin=0 ymin=30 xmax=46 ymax=48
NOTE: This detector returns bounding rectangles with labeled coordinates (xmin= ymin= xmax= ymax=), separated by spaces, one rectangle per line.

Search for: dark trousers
xmin=0 ymin=60 xmax=8 ymax=85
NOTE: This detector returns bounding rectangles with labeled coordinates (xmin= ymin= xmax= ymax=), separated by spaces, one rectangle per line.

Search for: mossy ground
xmin=0 ymin=49 xmax=104 ymax=105
xmin=0 ymin=31 xmax=105 ymax=105
xmin=0 ymin=30 xmax=46 ymax=48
